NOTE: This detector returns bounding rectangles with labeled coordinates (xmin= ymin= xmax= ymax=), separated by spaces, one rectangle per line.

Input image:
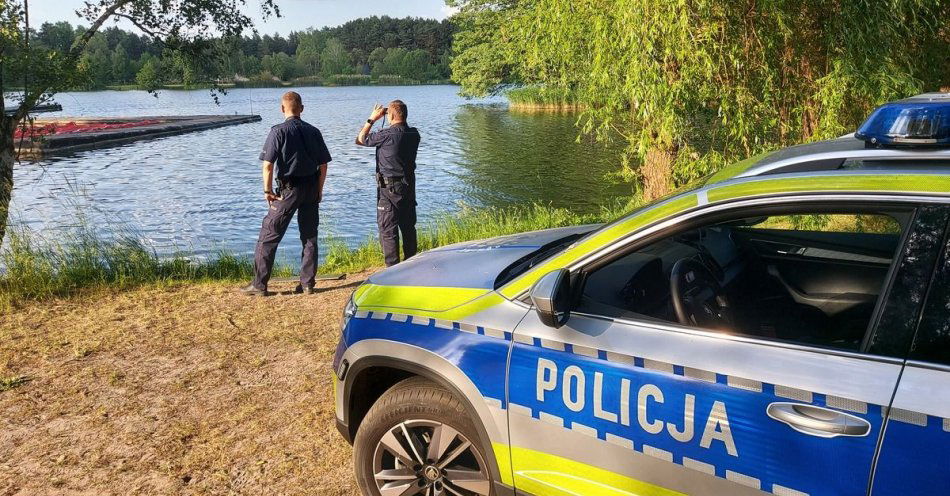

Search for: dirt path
xmin=0 ymin=274 xmax=371 ymax=495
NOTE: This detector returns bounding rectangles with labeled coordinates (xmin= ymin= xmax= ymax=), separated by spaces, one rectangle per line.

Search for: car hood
xmin=366 ymin=224 xmax=599 ymax=290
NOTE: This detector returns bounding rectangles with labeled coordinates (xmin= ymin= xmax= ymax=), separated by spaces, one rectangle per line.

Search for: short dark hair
xmin=282 ymin=91 xmax=303 ymax=112
xmin=389 ymin=100 xmax=407 ymax=120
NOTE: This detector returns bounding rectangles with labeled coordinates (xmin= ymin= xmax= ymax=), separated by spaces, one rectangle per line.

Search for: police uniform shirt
xmin=260 ymin=116 xmax=332 ymax=179
xmin=359 ymin=123 xmax=421 ymax=178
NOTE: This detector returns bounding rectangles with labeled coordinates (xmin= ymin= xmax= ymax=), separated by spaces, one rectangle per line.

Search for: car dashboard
xmin=579 ymin=227 xmax=744 ymax=321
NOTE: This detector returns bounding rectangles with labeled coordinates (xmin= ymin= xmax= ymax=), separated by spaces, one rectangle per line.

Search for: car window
xmin=741 ymin=214 xmax=901 ymax=234
xmin=576 ymin=209 xmax=907 ymax=352
xmin=908 ymin=225 xmax=950 ymax=365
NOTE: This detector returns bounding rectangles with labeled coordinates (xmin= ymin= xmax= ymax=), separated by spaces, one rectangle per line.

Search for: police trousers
xmin=377 ymin=180 xmax=417 ymax=266
xmin=252 ymin=180 xmax=319 ymax=290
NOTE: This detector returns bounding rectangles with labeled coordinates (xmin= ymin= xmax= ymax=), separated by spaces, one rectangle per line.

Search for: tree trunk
xmin=0 ymin=116 xmax=15 ymax=247
xmin=642 ymin=146 xmax=675 ymax=201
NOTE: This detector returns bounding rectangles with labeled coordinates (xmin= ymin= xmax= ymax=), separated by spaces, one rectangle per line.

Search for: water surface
xmin=10 ymin=86 xmax=628 ymax=262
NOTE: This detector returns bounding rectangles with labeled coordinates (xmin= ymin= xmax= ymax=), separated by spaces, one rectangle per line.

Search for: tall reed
xmin=1 ymin=201 xmax=634 ymax=307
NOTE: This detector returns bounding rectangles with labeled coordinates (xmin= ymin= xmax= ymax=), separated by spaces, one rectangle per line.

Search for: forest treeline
xmin=27 ymin=15 xmax=455 ymax=90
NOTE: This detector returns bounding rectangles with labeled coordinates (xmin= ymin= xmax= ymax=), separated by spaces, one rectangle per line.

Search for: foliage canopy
xmin=450 ymin=0 xmax=950 ymax=198
xmin=12 ymin=16 xmax=454 ymax=91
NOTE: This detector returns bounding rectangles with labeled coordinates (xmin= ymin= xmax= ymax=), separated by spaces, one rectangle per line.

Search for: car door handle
xmin=767 ymin=402 xmax=871 ymax=438
xmin=753 ymin=239 xmax=806 ymax=256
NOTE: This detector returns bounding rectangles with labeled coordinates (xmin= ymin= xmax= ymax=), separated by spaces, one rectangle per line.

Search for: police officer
xmin=356 ymin=100 xmax=421 ymax=266
xmin=242 ymin=91 xmax=331 ymax=296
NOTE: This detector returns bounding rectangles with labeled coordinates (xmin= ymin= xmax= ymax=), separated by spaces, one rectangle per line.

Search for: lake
xmin=9 ymin=85 xmax=628 ymax=263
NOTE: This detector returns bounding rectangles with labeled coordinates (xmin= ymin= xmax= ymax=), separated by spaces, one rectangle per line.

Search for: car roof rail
xmin=736 ymin=136 xmax=950 ymax=179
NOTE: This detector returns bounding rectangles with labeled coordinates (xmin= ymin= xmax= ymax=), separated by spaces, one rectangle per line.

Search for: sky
xmin=27 ymin=0 xmax=454 ymax=34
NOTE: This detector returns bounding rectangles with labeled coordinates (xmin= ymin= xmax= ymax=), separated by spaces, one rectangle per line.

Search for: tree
xmin=135 ymin=57 xmax=159 ymax=90
xmin=0 ymin=0 xmax=280 ymax=246
xmin=79 ymin=32 xmax=112 ymax=88
xmin=295 ymin=29 xmax=324 ymax=76
xmin=450 ymin=0 xmax=950 ymax=201
xmin=263 ymin=51 xmax=294 ymax=81
xmin=403 ymin=49 xmax=431 ymax=79
xmin=448 ymin=0 xmax=521 ymax=97
xmin=36 ymin=21 xmax=74 ymax=52
xmin=320 ymin=37 xmax=351 ymax=77
xmin=19 ymin=16 xmax=456 ymax=87
xmin=367 ymin=47 xmax=388 ymax=77
xmin=111 ymin=41 xmax=131 ymax=83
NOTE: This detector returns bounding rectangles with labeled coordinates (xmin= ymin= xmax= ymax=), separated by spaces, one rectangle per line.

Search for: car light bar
xmin=856 ymin=96 xmax=950 ymax=147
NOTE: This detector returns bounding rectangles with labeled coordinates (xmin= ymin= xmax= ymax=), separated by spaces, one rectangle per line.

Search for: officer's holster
xmin=376 ymin=174 xmax=405 ymax=191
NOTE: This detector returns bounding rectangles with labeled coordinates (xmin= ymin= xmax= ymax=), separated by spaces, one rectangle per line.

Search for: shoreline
xmin=0 ymin=202 xmax=631 ymax=309
xmin=82 ymin=80 xmax=458 ymax=93
xmin=505 ymin=86 xmax=584 ymax=112
xmin=508 ymin=102 xmax=586 ymax=112
xmin=2 ymin=81 xmax=462 ymax=94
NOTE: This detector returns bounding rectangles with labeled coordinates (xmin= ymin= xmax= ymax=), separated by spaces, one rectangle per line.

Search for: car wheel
xmin=353 ymin=376 xmax=494 ymax=496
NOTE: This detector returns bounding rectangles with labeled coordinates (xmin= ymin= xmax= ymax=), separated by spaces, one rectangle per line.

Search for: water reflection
xmin=450 ymin=106 xmax=629 ymax=212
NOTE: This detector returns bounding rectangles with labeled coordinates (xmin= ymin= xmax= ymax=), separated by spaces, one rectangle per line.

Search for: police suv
xmin=333 ymin=93 xmax=950 ymax=496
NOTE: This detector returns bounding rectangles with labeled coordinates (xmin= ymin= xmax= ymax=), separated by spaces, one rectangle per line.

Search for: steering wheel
xmin=670 ymin=258 xmax=733 ymax=330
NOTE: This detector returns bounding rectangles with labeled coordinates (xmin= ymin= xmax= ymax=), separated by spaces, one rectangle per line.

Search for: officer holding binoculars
xmin=356 ymin=100 xmax=421 ymax=266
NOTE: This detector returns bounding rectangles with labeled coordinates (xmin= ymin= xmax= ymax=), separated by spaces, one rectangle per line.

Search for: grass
xmin=0 ymin=202 xmax=634 ymax=308
xmin=321 ymin=201 xmax=631 ymax=274
xmin=0 ymin=221 xmax=291 ymax=308
xmin=103 ymin=83 xmax=239 ymax=91
xmin=0 ymin=274 xmax=366 ymax=494
xmin=0 ymin=375 xmax=30 ymax=392
xmin=506 ymin=86 xmax=585 ymax=111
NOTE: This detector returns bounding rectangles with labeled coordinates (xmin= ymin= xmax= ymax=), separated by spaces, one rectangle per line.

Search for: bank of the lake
xmin=506 ymin=86 xmax=586 ymax=111
xmin=103 ymin=77 xmax=455 ymax=92
xmin=0 ymin=201 xmax=628 ymax=308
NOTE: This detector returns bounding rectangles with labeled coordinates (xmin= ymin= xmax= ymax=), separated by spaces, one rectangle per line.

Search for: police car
xmin=333 ymin=93 xmax=950 ymax=496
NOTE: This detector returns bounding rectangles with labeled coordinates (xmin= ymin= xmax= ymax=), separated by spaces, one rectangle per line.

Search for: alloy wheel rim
xmin=372 ymin=419 xmax=491 ymax=496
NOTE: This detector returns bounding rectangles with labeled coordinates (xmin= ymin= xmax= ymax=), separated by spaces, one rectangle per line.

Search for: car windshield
xmin=574 ymin=174 xmax=712 ymax=244
xmin=495 ymin=176 xmax=712 ymax=289
xmin=493 ymin=231 xmax=592 ymax=288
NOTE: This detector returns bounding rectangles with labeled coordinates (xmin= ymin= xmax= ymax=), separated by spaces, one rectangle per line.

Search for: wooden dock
xmin=4 ymin=103 xmax=63 ymax=115
xmin=18 ymin=114 xmax=262 ymax=158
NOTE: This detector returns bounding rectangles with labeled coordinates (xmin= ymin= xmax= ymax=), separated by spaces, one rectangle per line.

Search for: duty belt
xmin=376 ymin=174 xmax=404 ymax=189
xmin=277 ymin=174 xmax=318 ymax=192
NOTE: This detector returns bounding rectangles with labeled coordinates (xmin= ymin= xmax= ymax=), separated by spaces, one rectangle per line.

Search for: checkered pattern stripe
xmin=353 ymin=311 xmax=948 ymax=494
xmin=354 ymin=311 xmax=944 ymax=427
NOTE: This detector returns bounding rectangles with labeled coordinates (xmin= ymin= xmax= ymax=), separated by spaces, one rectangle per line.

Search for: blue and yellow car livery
xmin=334 ymin=93 xmax=950 ymax=496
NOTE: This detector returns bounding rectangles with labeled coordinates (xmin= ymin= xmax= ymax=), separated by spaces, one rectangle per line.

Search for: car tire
xmin=353 ymin=376 xmax=495 ymax=496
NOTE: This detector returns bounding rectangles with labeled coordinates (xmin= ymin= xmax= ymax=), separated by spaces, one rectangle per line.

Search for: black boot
xmin=241 ymin=284 xmax=272 ymax=296
xmin=293 ymin=284 xmax=316 ymax=295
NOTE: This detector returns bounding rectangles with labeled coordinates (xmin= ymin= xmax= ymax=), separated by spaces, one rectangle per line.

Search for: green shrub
xmin=291 ymin=75 xmax=325 ymax=87
xmin=374 ymin=74 xmax=421 ymax=86
xmin=234 ymin=72 xmax=286 ymax=88
xmin=506 ymin=86 xmax=583 ymax=109
xmin=0 ymin=222 xmax=288 ymax=308
xmin=325 ymin=74 xmax=371 ymax=86
xmin=320 ymin=201 xmax=632 ymax=274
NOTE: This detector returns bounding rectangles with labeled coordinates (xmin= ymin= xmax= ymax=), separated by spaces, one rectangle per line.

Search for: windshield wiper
xmin=494 ymin=233 xmax=586 ymax=289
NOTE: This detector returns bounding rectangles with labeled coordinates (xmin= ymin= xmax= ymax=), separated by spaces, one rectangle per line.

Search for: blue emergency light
xmin=856 ymin=95 xmax=950 ymax=147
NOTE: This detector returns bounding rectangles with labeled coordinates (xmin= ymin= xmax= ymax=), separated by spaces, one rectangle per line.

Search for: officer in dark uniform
xmin=356 ymin=100 xmax=421 ymax=266
xmin=242 ymin=91 xmax=331 ymax=296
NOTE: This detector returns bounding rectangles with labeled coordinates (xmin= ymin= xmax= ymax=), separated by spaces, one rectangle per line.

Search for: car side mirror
xmin=529 ymin=269 xmax=571 ymax=328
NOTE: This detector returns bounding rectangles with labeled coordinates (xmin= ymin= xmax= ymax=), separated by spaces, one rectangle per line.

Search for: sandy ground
xmin=0 ymin=274 xmax=371 ymax=495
